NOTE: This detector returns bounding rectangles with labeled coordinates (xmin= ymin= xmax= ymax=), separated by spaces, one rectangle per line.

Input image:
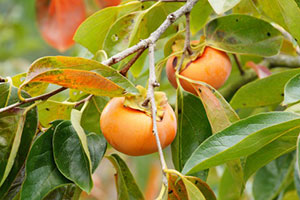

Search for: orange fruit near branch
xmin=100 ymin=93 xmax=177 ymax=156
xmin=166 ymin=46 xmax=232 ymax=95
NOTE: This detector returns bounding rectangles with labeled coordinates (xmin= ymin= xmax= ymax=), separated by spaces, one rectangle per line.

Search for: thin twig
xmin=177 ymin=12 xmax=192 ymax=73
xmin=233 ymin=54 xmax=245 ymax=76
xmin=101 ymin=0 xmax=199 ymax=66
xmin=119 ymin=47 xmax=147 ymax=76
xmin=75 ymin=94 xmax=94 ymax=108
xmin=0 ymin=87 xmax=67 ymax=113
xmin=147 ymin=43 xmax=168 ymax=186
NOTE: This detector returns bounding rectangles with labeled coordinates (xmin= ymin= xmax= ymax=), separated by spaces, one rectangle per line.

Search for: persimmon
xmin=166 ymin=46 xmax=232 ymax=95
xmin=100 ymin=96 xmax=177 ymax=156
xmin=96 ymin=0 xmax=121 ymax=8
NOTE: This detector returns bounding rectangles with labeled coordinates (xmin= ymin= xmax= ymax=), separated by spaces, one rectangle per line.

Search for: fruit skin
xmin=166 ymin=46 xmax=232 ymax=94
xmin=96 ymin=0 xmax=121 ymax=8
xmin=100 ymin=97 xmax=177 ymax=156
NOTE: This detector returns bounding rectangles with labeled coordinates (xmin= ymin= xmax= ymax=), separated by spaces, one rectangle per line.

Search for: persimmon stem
xmin=147 ymin=43 xmax=168 ymax=186
xmin=0 ymin=87 xmax=67 ymax=113
xmin=233 ymin=54 xmax=245 ymax=76
xmin=119 ymin=47 xmax=147 ymax=77
xmin=177 ymin=11 xmax=192 ymax=73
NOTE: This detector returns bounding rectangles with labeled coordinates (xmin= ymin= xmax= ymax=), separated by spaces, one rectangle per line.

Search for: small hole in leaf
xmin=168 ymin=190 xmax=173 ymax=194
xmin=141 ymin=5 xmax=144 ymax=9
xmin=267 ymin=32 xmax=271 ymax=37
xmin=281 ymin=93 xmax=284 ymax=96
xmin=235 ymin=19 xmax=239 ymax=22
xmin=243 ymin=103 xmax=246 ymax=106
xmin=178 ymin=109 xmax=182 ymax=114
xmin=46 ymin=108 xmax=50 ymax=111
xmin=172 ymin=57 xmax=178 ymax=68
xmin=130 ymin=19 xmax=134 ymax=23
xmin=295 ymin=38 xmax=298 ymax=42
xmin=178 ymin=188 xmax=181 ymax=192
xmin=195 ymin=180 xmax=198 ymax=184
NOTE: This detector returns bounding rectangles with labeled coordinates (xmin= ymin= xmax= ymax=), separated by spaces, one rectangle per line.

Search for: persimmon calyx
xmin=123 ymin=85 xmax=167 ymax=121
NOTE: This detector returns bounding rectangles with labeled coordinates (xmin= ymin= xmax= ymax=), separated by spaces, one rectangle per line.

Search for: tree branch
xmin=233 ymin=54 xmax=245 ymax=76
xmin=101 ymin=0 xmax=199 ymax=66
xmin=119 ymin=47 xmax=147 ymax=76
xmin=0 ymin=87 xmax=67 ymax=113
xmin=267 ymin=54 xmax=300 ymax=68
xmin=147 ymin=43 xmax=168 ymax=186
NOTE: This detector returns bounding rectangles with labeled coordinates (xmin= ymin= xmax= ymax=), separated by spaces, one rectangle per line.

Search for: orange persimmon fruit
xmin=100 ymin=97 xmax=177 ymax=156
xmin=166 ymin=46 xmax=232 ymax=94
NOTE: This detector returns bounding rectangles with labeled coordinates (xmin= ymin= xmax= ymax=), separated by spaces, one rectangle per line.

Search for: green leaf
xmin=294 ymin=162 xmax=300 ymax=198
xmin=182 ymin=112 xmax=300 ymax=175
xmin=208 ymin=0 xmax=241 ymax=14
xmin=38 ymin=100 xmax=73 ymax=127
xmin=20 ymin=122 xmax=71 ymax=200
xmin=0 ymin=108 xmax=27 ymax=187
xmin=284 ymin=73 xmax=300 ymax=105
xmin=43 ymin=185 xmax=81 ymax=200
xmin=190 ymin=0 xmax=212 ymax=35
xmin=20 ymin=56 xmax=139 ymax=97
xmin=233 ymin=0 xmax=260 ymax=16
xmin=204 ymin=14 xmax=283 ymax=56
xmin=81 ymin=96 xmax=109 ymax=134
xmin=87 ymin=133 xmax=107 ymax=172
xmin=252 ymin=152 xmax=295 ymax=200
xmin=107 ymin=154 xmax=144 ymax=200
xmin=53 ymin=121 xmax=93 ymax=193
xmin=256 ymin=0 xmax=300 ymax=46
xmin=172 ymin=88 xmax=212 ymax=174
xmin=218 ymin=167 xmax=241 ymax=200
xmin=0 ymin=82 xmax=11 ymax=108
xmin=230 ymin=69 xmax=300 ymax=109
xmin=244 ymin=127 xmax=300 ymax=180
xmin=181 ymin=177 xmax=205 ymax=200
xmin=0 ymin=82 xmax=38 ymax=198
xmin=74 ymin=1 xmax=142 ymax=53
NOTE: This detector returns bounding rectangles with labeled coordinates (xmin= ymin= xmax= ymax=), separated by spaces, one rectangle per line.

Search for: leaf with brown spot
xmin=36 ymin=0 xmax=86 ymax=51
xmin=19 ymin=56 xmax=139 ymax=98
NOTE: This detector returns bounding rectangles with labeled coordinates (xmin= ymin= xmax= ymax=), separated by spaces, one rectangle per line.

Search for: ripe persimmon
xmin=100 ymin=97 xmax=177 ymax=156
xmin=166 ymin=46 xmax=232 ymax=94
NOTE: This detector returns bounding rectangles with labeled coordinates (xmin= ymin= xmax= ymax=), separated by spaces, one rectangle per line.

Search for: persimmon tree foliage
xmin=1 ymin=0 xmax=300 ymax=199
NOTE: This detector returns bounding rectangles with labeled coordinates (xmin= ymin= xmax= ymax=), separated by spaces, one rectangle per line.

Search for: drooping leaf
xmin=256 ymin=0 xmax=300 ymax=46
xmin=182 ymin=112 xmax=300 ymax=175
xmin=53 ymin=121 xmax=93 ymax=193
xmin=36 ymin=0 xmax=86 ymax=51
xmin=0 ymin=82 xmax=11 ymax=108
xmin=107 ymin=154 xmax=144 ymax=200
xmin=283 ymin=73 xmax=300 ymax=105
xmin=38 ymin=100 xmax=73 ymax=127
xmin=208 ymin=0 xmax=241 ymax=14
xmin=204 ymin=14 xmax=283 ymax=56
xmin=244 ymin=127 xmax=300 ymax=180
xmin=230 ymin=69 xmax=300 ymax=109
xmin=190 ymin=0 xmax=213 ymax=35
xmin=218 ymin=167 xmax=241 ymax=200
xmin=0 ymin=82 xmax=38 ymax=198
xmin=252 ymin=152 xmax=295 ymax=200
xmin=74 ymin=1 xmax=142 ymax=54
xmin=172 ymin=88 xmax=212 ymax=177
xmin=87 ymin=133 xmax=107 ymax=172
xmin=19 ymin=56 xmax=139 ymax=98
xmin=20 ymin=121 xmax=71 ymax=200
xmin=81 ymin=96 xmax=109 ymax=134
xmin=0 ymin=108 xmax=27 ymax=187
